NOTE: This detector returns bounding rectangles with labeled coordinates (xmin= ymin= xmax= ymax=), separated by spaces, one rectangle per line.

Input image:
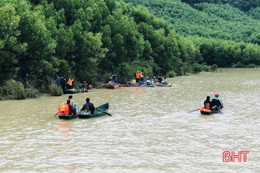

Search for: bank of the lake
xmin=0 ymin=68 xmax=259 ymax=172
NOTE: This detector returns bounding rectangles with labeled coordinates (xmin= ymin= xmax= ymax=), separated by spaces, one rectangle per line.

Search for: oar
xmin=187 ymin=108 xmax=200 ymax=113
xmin=96 ymin=107 xmax=112 ymax=116
xmin=54 ymin=112 xmax=58 ymax=117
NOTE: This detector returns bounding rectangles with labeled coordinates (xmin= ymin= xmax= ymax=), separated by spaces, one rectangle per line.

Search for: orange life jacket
xmin=58 ymin=104 xmax=70 ymax=115
xmin=67 ymin=79 xmax=73 ymax=86
xmin=136 ymin=73 xmax=139 ymax=79
xmin=140 ymin=72 xmax=143 ymax=78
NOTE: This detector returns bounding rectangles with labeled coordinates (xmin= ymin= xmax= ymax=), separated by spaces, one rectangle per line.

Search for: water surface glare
xmin=0 ymin=68 xmax=259 ymax=172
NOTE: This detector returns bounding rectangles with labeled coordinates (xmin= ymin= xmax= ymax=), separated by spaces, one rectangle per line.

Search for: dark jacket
xmin=68 ymin=103 xmax=76 ymax=115
xmin=211 ymin=97 xmax=223 ymax=108
xmin=81 ymin=102 xmax=95 ymax=114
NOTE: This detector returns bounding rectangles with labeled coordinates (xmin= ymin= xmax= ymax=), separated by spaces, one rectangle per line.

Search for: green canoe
xmin=58 ymin=104 xmax=79 ymax=120
xmin=78 ymin=103 xmax=109 ymax=118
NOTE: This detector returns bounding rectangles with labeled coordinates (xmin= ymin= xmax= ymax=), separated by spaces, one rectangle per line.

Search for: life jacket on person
xmin=67 ymin=78 xmax=73 ymax=86
xmin=58 ymin=104 xmax=70 ymax=115
xmin=140 ymin=72 xmax=143 ymax=79
xmin=136 ymin=72 xmax=140 ymax=79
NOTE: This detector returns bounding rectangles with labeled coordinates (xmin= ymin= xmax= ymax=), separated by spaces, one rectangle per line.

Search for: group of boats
xmin=58 ymin=103 xmax=110 ymax=119
xmin=106 ymin=83 xmax=172 ymax=89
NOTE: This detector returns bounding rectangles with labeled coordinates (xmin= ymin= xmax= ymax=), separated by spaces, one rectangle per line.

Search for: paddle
xmin=54 ymin=112 xmax=58 ymax=117
xmin=96 ymin=107 xmax=112 ymax=116
xmin=187 ymin=108 xmax=200 ymax=113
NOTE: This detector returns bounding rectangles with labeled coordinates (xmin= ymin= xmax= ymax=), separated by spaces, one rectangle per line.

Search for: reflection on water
xmin=58 ymin=121 xmax=72 ymax=142
xmin=0 ymin=68 xmax=259 ymax=172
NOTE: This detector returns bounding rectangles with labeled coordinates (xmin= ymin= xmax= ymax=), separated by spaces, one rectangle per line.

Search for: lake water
xmin=0 ymin=68 xmax=259 ymax=172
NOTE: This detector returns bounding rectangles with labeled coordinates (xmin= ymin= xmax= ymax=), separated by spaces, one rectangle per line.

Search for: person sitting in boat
xmin=114 ymin=76 xmax=118 ymax=84
xmin=58 ymin=100 xmax=76 ymax=115
xmin=131 ymin=77 xmax=136 ymax=84
xmin=81 ymin=81 xmax=89 ymax=91
xmin=162 ymin=77 xmax=168 ymax=85
xmin=204 ymin=96 xmax=211 ymax=110
xmin=81 ymin=98 xmax=95 ymax=114
xmin=145 ymin=76 xmax=152 ymax=86
xmin=68 ymin=95 xmax=75 ymax=107
xmin=211 ymin=93 xmax=223 ymax=111
xmin=158 ymin=76 xmax=163 ymax=83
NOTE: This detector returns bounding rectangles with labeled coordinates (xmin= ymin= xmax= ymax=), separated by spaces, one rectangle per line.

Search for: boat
xmin=200 ymin=108 xmax=221 ymax=115
xmin=82 ymin=89 xmax=92 ymax=92
xmin=119 ymin=84 xmax=139 ymax=87
xmin=59 ymin=104 xmax=80 ymax=119
xmin=155 ymin=83 xmax=172 ymax=87
xmin=106 ymin=84 xmax=119 ymax=89
xmin=64 ymin=88 xmax=80 ymax=94
xmin=78 ymin=103 xmax=109 ymax=118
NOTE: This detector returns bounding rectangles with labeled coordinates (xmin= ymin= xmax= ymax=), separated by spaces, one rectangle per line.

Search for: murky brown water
xmin=0 ymin=68 xmax=259 ymax=172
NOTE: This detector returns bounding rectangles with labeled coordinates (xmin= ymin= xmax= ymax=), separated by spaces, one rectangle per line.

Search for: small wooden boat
xmin=59 ymin=105 xmax=80 ymax=119
xmin=200 ymin=108 xmax=221 ymax=115
xmin=155 ymin=83 xmax=172 ymax=87
xmin=64 ymin=88 xmax=80 ymax=94
xmin=78 ymin=103 xmax=109 ymax=118
xmin=119 ymin=84 xmax=139 ymax=87
xmin=106 ymin=84 xmax=119 ymax=89
xmin=82 ymin=89 xmax=92 ymax=92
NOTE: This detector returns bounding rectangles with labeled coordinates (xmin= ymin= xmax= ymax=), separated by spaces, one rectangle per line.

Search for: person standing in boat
xmin=211 ymin=93 xmax=223 ymax=111
xmin=204 ymin=96 xmax=211 ymax=110
xmin=136 ymin=71 xmax=140 ymax=84
xmin=81 ymin=98 xmax=95 ymax=114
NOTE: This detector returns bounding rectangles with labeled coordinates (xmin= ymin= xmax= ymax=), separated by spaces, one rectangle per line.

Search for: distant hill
xmin=119 ymin=0 xmax=260 ymax=44
xmin=181 ymin=0 xmax=260 ymax=12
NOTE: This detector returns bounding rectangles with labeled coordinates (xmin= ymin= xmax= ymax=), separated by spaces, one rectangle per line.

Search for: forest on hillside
xmin=119 ymin=0 xmax=260 ymax=67
xmin=1 ymin=0 xmax=207 ymax=95
xmin=120 ymin=0 xmax=260 ymax=44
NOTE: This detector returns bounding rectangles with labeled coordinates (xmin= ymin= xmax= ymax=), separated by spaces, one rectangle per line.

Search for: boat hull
xmin=78 ymin=103 xmax=109 ymax=118
xmin=106 ymin=84 xmax=119 ymax=89
xmin=200 ymin=108 xmax=221 ymax=115
xmin=58 ymin=105 xmax=79 ymax=119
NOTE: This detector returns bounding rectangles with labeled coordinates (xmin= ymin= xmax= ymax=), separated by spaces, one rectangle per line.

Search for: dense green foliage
xmin=119 ymin=0 xmax=260 ymax=67
xmin=0 ymin=0 xmax=259 ymax=97
xmin=120 ymin=0 xmax=260 ymax=44
xmin=181 ymin=0 xmax=260 ymax=11
xmin=4 ymin=80 xmax=26 ymax=100
xmin=190 ymin=36 xmax=260 ymax=67
xmin=0 ymin=0 xmax=205 ymax=90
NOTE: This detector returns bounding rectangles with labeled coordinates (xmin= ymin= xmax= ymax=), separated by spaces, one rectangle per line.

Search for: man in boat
xmin=58 ymin=100 xmax=76 ymax=115
xmin=68 ymin=95 xmax=75 ymax=107
xmin=81 ymin=98 xmax=95 ymax=114
xmin=204 ymin=96 xmax=211 ymax=110
xmin=210 ymin=93 xmax=223 ymax=111
xmin=81 ymin=81 xmax=89 ymax=91
xmin=162 ymin=77 xmax=168 ymax=85
xmin=145 ymin=76 xmax=152 ymax=86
